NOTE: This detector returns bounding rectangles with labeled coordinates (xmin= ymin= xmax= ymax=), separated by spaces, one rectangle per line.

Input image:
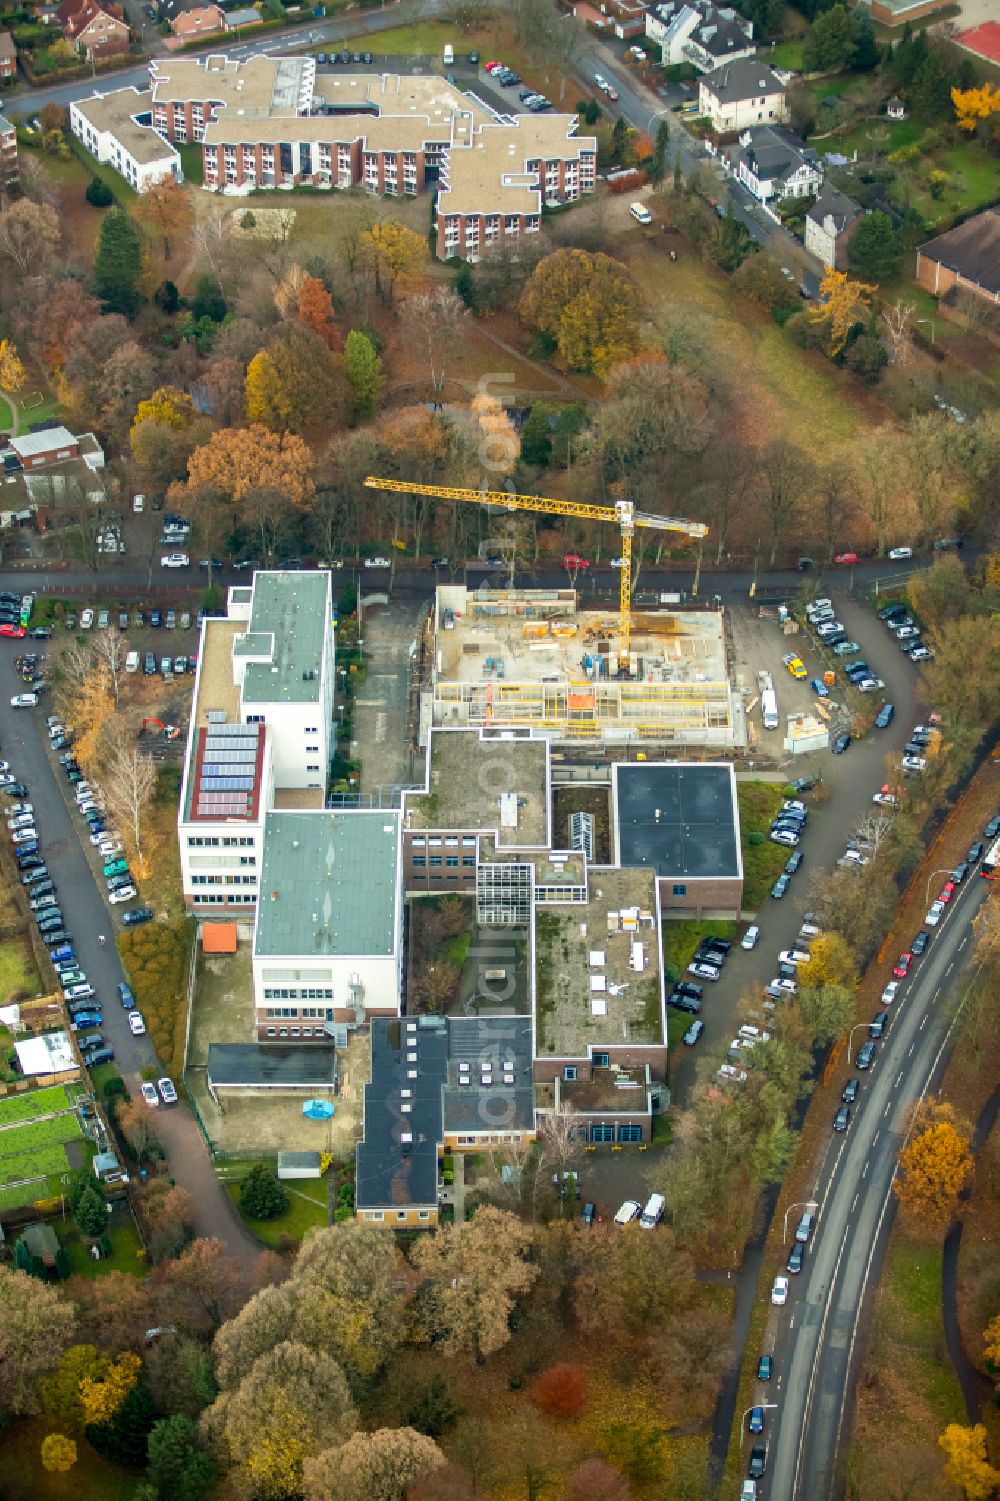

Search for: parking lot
xmin=669 ymin=588 xmax=922 ymax=1105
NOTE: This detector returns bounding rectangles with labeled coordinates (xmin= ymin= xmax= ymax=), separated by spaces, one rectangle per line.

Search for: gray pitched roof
xmin=702 ymin=56 xmax=784 ymax=103
xmin=807 ymin=185 xmax=862 ymax=232
xmin=738 ymin=125 xmax=817 ymax=186
xmin=918 ymin=208 xmax=1000 ymax=296
xmin=692 ymin=9 xmax=755 ymax=59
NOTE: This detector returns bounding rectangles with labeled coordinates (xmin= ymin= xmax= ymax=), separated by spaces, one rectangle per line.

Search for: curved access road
xmin=760 ymin=867 xmax=991 ymax=1501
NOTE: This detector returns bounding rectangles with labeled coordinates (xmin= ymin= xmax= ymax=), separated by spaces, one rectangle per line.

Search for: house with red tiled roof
xmin=56 ymin=0 xmax=129 ymax=58
xmin=0 ymin=30 xmax=16 ymax=81
xmin=169 ymin=3 xmax=223 ymax=39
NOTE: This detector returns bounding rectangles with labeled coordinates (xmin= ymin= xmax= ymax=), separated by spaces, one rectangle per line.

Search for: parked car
xmin=687 ymin=961 xmax=721 ymax=980
xmin=141 ymin=1081 xmax=160 ymax=1108
xmin=833 ymin=1104 xmax=851 ymax=1131
xmin=128 ymin=1011 xmax=146 ymax=1035
xmin=122 ymin=908 xmax=154 ymax=926
xmin=912 ymin=930 xmax=930 ymax=955
xmin=741 ymin=924 xmax=760 ymax=950
xmin=771 ymin=1276 xmax=789 ymax=1306
xmin=682 ymin=1019 xmax=704 ymax=1046
xmin=856 ymin=1040 xmax=876 ymax=1070
xmin=157 ymin=1077 xmax=178 ymax=1105
xmin=160 ymin=554 xmax=189 ymax=569
xmin=757 ymin=1354 xmax=773 ymax=1381
xmin=771 ymin=874 xmax=790 ymax=899
xmin=875 ymin=703 xmax=895 ymax=729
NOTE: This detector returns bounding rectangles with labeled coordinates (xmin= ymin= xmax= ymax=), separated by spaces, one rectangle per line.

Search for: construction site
xmin=424 ymin=585 xmax=746 ymax=747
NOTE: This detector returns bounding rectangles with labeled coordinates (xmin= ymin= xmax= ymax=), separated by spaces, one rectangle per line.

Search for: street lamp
xmin=925 ymin=867 xmax=953 ymax=905
xmin=848 ymin=1021 xmax=870 ymax=1063
xmin=783 ymin=1199 xmax=818 ymax=1242
xmin=740 ymin=1403 xmax=778 ymax=1447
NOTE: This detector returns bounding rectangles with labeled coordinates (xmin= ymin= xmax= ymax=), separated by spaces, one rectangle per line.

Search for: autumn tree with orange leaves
xmin=519 ymin=248 xmax=640 ymax=378
xmin=296 ymin=275 xmax=339 ymax=348
xmin=134 ymin=177 xmax=192 ymax=261
xmin=808 ymin=269 xmax=877 ymax=353
xmin=894 ymin=1102 xmax=973 ymax=1231
xmin=172 ymin=424 xmax=316 ymax=558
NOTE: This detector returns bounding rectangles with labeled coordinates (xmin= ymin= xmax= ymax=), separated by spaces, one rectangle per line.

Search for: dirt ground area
xmin=728 ymin=599 xmax=823 ymax=754
xmin=552 ymin=785 xmax=613 ymax=864
xmin=185 ymin=942 xmax=369 ymax=1156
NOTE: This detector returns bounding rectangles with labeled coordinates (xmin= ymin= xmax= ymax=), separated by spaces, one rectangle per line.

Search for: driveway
xmin=669 ymin=587 xmax=919 ymax=1105
xmin=0 ymin=644 xmax=260 ymax=1273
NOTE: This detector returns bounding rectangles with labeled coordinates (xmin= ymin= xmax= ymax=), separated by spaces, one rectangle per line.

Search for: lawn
xmin=0 ymin=935 xmax=42 ymax=1003
xmin=737 ymin=780 xmax=788 ymax=909
xmin=0 ymin=1417 xmax=136 ymax=1501
xmin=57 ymin=1218 xmax=145 ymax=1278
xmin=339 ymin=19 xmax=495 ymax=56
xmin=768 ymin=39 xmax=803 ymax=70
xmin=624 ymin=236 xmax=883 ymax=456
xmin=223 ymin=1164 xmax=329 ymax=1245
xmin=0 ymin=395 xmax=12 ymax=429
xmin=0 ymin=1083 xmax=71 ymax=1124
xmin=177 ymin=141 xmax=203 ymax=187
xmin=828 ymin=117 xmax=923 ymax=157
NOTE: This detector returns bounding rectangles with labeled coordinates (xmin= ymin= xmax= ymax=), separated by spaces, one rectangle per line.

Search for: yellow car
xmin=782 ymin=654 xmax=807 ymax=679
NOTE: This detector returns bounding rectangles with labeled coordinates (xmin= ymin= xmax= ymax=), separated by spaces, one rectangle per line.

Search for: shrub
xmin=239 ymin=1164 xmax=288 ymax=1221
xmin=85 ymin=176 xmax=114 ymax=207
xmin=530 ymin=1363 xmax=588 ymax=1418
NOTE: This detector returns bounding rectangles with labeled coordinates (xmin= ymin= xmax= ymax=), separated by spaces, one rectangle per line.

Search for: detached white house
xmin=698 ymin=57 xmax=788 ymax=133
xmin=734 ymin=124 xmax=821 ymax=204
xmin=646 ymin=1 xmax=755 ymax=71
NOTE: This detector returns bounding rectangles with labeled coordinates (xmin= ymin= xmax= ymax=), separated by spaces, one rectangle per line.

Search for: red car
xmin=939 ymin=881 xmax=956 ymax=903
xmin=484 ymin=60 xmax=504 ymax=72
xmin=0 ymin=624 xmax=25 ymax=638
xmin=562 ymin=553 xmax=590 ymax=569
xmin=834 ymin=552 xmax=859 ymax=565
xmin=893 ymin=952 xmax=912 ymax=978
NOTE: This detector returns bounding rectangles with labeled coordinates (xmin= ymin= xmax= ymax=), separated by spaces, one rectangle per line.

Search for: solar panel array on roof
xmin=195 ymin=721 xmax=261 ymax=818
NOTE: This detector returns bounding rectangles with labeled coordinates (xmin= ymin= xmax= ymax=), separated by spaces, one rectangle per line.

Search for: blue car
xmin=122 ymin=907 xmax=153 ymax=927
xmin=771 ymin=874 xmax=790 ymax=899
xmin=875 ymin=703 xmax=894 ymax=728
xmin=118 ymin=982 xmax=135 ymax=1009
xmin=51 ymin=945 xmax=75 ymax=963
xmin=70 ymin=1012 xmax=102 ymax=1031
xmin=809 ymin=679 xmax=829 ymax=697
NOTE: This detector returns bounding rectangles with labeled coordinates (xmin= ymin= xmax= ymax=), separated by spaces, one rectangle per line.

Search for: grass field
xmin=0 ymin=395 xmax=12 ymax=429
xmin=662 ymin=918 xmax=737 ymax=984
xmin=58 ymin=1219 xmax=145 ymax=1278
xmin=768 ymin=39 xmax=803 ymax=70
xmin=0 ymin=936 xmax=42 ymax=1002
xmin=624 ymin=234 xmax=883 ymax=457
xmin=177 ymin=142 xmax=204 ymax=187
xmin=340 ymin=19 xmax=497 ymax=57
xmin=737 ymin=781 xmax=788 ymax=909
xmin=223 ymin=1165 xmax=329 ymax=1245
xmin=0 ymin=1084 xmax=70 ymax=1124
xmin=0 ymin=1417 xmax=135 ymax=1501
xmin=830 ymin=117 xmax=922 ymax=157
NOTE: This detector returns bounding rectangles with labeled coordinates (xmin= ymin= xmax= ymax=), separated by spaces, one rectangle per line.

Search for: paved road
xmin=760 ymin=864 xmax=991 ymax=1501
xmin=0 ymin=643 xmax=260 ymax=1273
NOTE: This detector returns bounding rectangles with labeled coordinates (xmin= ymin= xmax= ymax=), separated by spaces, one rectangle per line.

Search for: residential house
xmin=0 ymin=113 xmax=17 ymax=193
xmin=223 ymin=5 xmax=262 ymax=27
xmin=56 ymin=0 xmax=129 ymax=58
xmin=734 ymin=124 xmax=821 ymax=204
xmin=0 ymin=29 xmax=16 ymax=81
xmin=646 ymin=1 xmax=755 ymax=71
xmin=915 ymin=208 xmax=1000 ymax=305
xmin=169 ymin=3 xmax=224 ymax=39
xmin=886 ymin=95 xmax=906 ymax=120
xmin=70 ymin=86 xmax=180 ymax=192
xmin=697 ymin=56 xmax=788 ymax=133
xmin=1 ymin=426 xmax=106 ymax=529
xmin=804 ymin=185 xmax=862 ymax=269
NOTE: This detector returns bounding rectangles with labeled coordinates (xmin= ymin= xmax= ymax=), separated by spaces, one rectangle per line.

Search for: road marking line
xmin=873 ymin=1130 xmax=879 ymax=1145
xmin=920 ymin=1016 xmax=927 ymax=1030
xmin=896 ymin=1071 xmax=904 ymax=1086
xmin=861 ymin=1160 xmax=869 ymax=1177
xmin=946 ymin=962 xmax=954 ymax=975
xmin=883 ymin=1103 xmax=891 ymax=1118
xmin=852 ymin=1194 xmax=859 ymax=1211
xmin=908 ymin=1043 xmax=915 ymax=1057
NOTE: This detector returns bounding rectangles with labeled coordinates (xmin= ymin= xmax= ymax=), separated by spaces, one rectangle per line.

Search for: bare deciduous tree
xmin=399 ymin=288 xmax=468 ymax=408
xmin=881 ymin=299 xmax=915 ymax=364
xmin=92 ymin=626 xmax=127 ymax=706
xmin=103 ymin=737 xmax=157 ymax=874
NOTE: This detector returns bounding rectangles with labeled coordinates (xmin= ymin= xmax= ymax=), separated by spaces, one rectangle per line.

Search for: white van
xmin=629 ymin=202 xmax=652 ymax=225
xmin=639 ymin=1193 xmax=664 ymax=1228
xmin=614 ymin=1199 xmax=641 ymax=1226
xmin=443 ymin=42 xmax=454 ymax=65
xmin=125 ymin=650 xmax=140 ymax=674
xmin=133 ymin=494 xmax=145 ymax=512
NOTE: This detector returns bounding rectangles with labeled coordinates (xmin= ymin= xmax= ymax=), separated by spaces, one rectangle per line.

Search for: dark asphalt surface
xmin=763 ymin=866 xmax=992 ymax=1501
xmin=0 ymin=644 xmax=260 ymax=1271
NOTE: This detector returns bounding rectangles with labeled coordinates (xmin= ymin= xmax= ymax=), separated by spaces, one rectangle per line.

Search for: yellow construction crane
xmin=363 ymin=477 xmax=708 ymax=667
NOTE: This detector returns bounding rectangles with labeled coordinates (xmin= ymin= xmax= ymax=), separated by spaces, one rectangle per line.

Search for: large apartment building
xmin=132 ymin=54 xmax=594 ymax=257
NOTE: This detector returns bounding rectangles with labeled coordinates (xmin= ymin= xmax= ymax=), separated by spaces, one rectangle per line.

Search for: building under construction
xmin=426 ymin=586 xmax=746 ymax=748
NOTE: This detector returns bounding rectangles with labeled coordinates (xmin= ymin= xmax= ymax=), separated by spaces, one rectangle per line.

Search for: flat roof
xmin=207 ymin=1042 xmax=336 ymax=1087
xmin=72 ymin=87 xmax=180 ymax=167
xmin=242 ymin=570 xmax=330 ymax=706
xmin=437 ymin=117 xmax=596 ymax=218
xmin=405 ymin=728 xmax=550 ymax=848
xmin=356 ymin=1015 xmax=533 ymax=1211
xmin=254 ymin=811 xmax=399 ymax=959
xmin=614 ymin=762 xmax=741 ymax=880
xmin=534 ymin=865 xmax=664 ymax=1056
xmin=356 ymin=1016 xmax=448 ymax=1210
